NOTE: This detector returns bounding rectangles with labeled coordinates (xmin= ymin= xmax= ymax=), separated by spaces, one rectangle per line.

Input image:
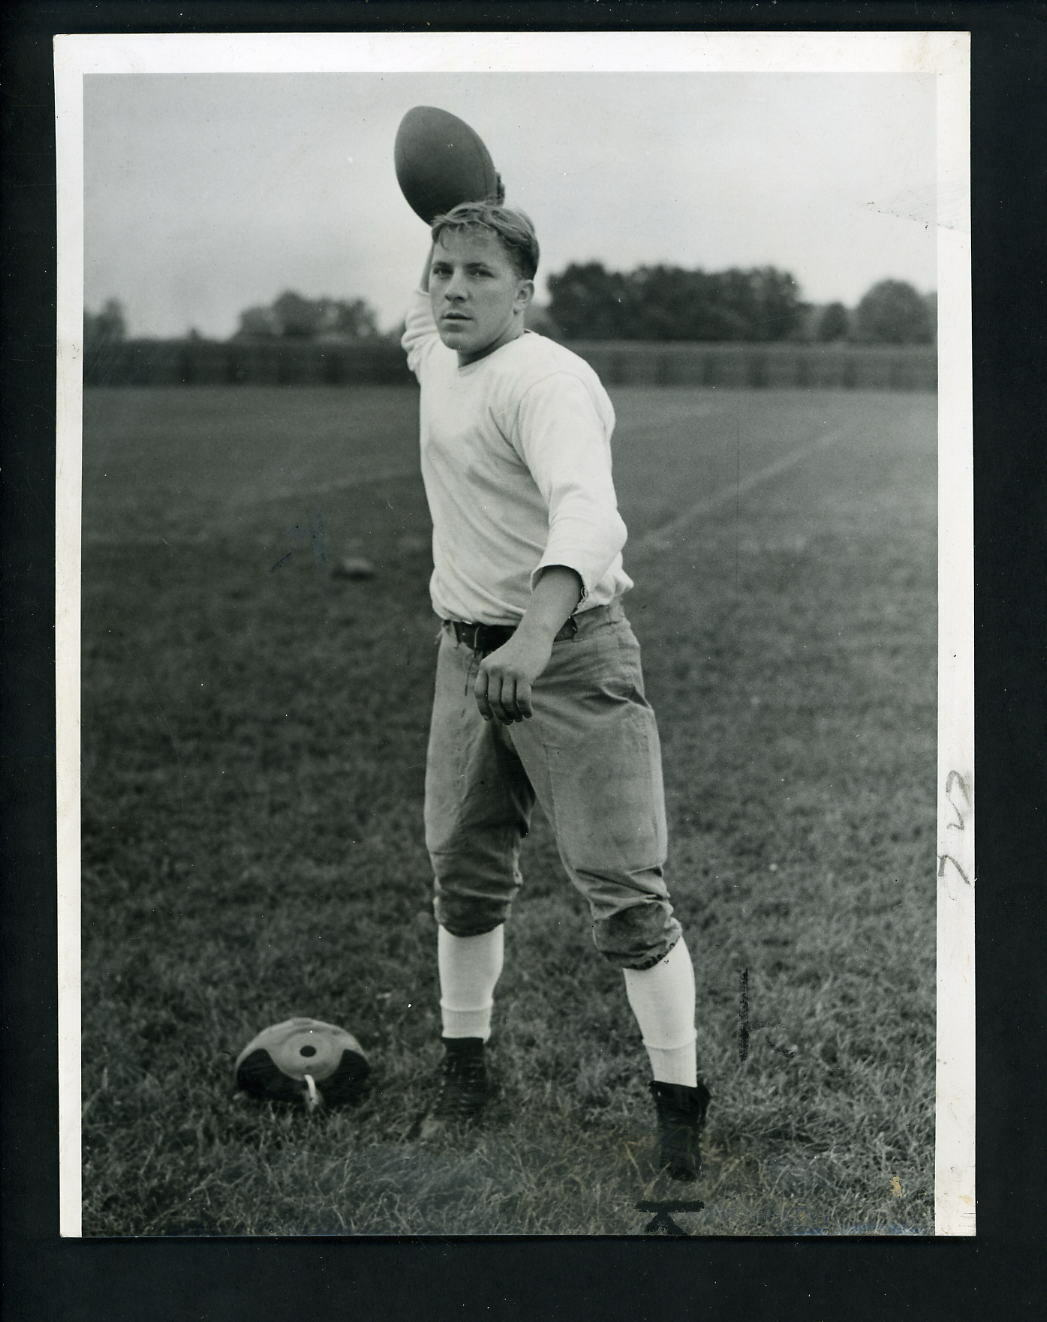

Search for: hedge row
xmin=573 ymin=341 xmax=936 ymax=391
xmin=84 ymin=338 xmax=936 ymax=391
xmin=84 ymin=339 xmax=407 ymax=388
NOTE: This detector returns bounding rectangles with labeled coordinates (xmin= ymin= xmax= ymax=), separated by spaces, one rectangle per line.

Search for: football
xmin=234 ymin=1017 xmax=370 ymax=1110
xmin=394 ymin=105 xmax=501 ymax=223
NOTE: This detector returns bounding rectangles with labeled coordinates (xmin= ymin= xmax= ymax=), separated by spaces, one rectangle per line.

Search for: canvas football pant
xmin=424 ymin=602 xmax=682 ymax=971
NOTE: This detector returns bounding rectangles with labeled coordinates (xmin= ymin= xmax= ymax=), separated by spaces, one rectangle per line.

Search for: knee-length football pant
xmin=423 ymin=602 xmax=682 ymax=971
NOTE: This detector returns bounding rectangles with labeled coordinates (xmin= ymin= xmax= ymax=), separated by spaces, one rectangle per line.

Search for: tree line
xmin=235 ymin=291 xmax=381 ymax=341
xmin=545 ymin=264 xmax=933 ymax=345
xmin=546 ymin=263 xmax=804 ymax=342
xmin=84 ymin=272 xmax=934 ymax=350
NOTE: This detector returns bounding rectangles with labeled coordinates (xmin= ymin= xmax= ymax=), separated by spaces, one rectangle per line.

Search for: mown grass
xmin=80 ymin=384 xmax=936 ymax=1236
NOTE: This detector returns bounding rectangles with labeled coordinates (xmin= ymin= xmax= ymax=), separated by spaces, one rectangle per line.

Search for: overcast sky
xmin=84 ymin=71 xmax=937 ymax=339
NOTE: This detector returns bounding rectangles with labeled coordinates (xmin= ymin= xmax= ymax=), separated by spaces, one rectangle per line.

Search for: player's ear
xmin=514 ymin=279 xmax=534 ymax=312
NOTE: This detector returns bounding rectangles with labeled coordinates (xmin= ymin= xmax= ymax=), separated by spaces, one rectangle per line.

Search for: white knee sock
xmin=438 ymin=925 xmax=505 ymax=1041
xmin=622 ymin=938 xmax=698 ymax=1086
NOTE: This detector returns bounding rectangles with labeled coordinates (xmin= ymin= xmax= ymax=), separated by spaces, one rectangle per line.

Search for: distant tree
xmin=272 ymin=290 xmax=323 ymax=338
xmin=922 ymin=290 xmax=938 ymax=343
xmin=234 ymin=291 xmax=381 ymax=340
xmin=853 ymin=279 xmax=932 ymax=344
xmin=545 ymin=262 xmax=637 ymax=339
xmin=629 ymin=267 xmax=742 ymax=341
xmin=236 ymin=305 xmax=281 ymax=338
xmin=84 ymin=297 xmax=127 ymax=346
xmin=718 ymin=266 xmax=804 ymax=342
xmin=83 ymin=299 xmax=129 ymax=384
xmin=547 ymin=261 xmax=804 ymax=341
xmin=628 ymin=265 xmax=706 ymax=340
xmin=788 ymin=301 xmax=816 ymax=343
xmin=816 ymin=301 xmax=850 ymax=342
xmin=323 ymin=297 xmax=380 ymax=340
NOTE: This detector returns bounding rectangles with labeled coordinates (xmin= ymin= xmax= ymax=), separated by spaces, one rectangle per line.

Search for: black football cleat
xmin=413 ymin=1037 xmax=493 ymax=1140
xmin=649 ymin=1080 xmax=712 ymax=1182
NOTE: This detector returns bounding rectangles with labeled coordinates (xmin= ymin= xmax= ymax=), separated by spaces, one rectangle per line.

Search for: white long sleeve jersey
xmin=402 ymin=290 xmax=633 ymax=625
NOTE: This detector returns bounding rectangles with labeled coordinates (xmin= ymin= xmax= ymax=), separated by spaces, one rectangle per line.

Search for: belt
xmin=445 ymin=613 xmax=579 ymax=656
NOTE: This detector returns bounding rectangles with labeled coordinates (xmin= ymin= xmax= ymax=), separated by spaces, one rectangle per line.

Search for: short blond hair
xmin=431 ymin=201 xmax=540 ymax=280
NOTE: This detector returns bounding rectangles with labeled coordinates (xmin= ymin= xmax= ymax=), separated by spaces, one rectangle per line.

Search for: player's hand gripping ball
xmin=394 ymin=105 xmax=503 ymax=223
xmin=234 ymin=1017 xmax=370 ymax=1111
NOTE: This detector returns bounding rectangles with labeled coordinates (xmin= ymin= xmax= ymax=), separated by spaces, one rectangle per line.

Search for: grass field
xmin=79 ymin=383 xmax=937 ymax=1237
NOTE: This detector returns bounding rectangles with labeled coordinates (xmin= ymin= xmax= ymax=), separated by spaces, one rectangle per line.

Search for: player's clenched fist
xmin=474 ymin=631 xmax=554 ymax=725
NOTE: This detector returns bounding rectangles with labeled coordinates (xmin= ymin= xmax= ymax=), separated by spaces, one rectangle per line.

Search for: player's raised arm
xmin=419 ymin=242 xmax=434 ymax=293
xmin=402 ymin=243 xmax=441 ymax=375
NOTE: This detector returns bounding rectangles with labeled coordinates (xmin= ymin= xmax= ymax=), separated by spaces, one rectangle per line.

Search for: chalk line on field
xmin=633 ymin=425 xmax=853 ymax=556
xmin=225 ymin=460 xmax=418 ymax=509
xmin=82 ymin=462 xmax=421 ymax=545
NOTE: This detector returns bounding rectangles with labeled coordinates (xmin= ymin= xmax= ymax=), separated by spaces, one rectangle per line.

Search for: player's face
xmin=429 ymin=230 xmax=533 ymax=365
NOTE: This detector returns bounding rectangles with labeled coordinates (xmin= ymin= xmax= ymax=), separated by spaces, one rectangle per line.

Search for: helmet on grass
xmin=234 ymin=1017 xmax=370 ymax=1111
